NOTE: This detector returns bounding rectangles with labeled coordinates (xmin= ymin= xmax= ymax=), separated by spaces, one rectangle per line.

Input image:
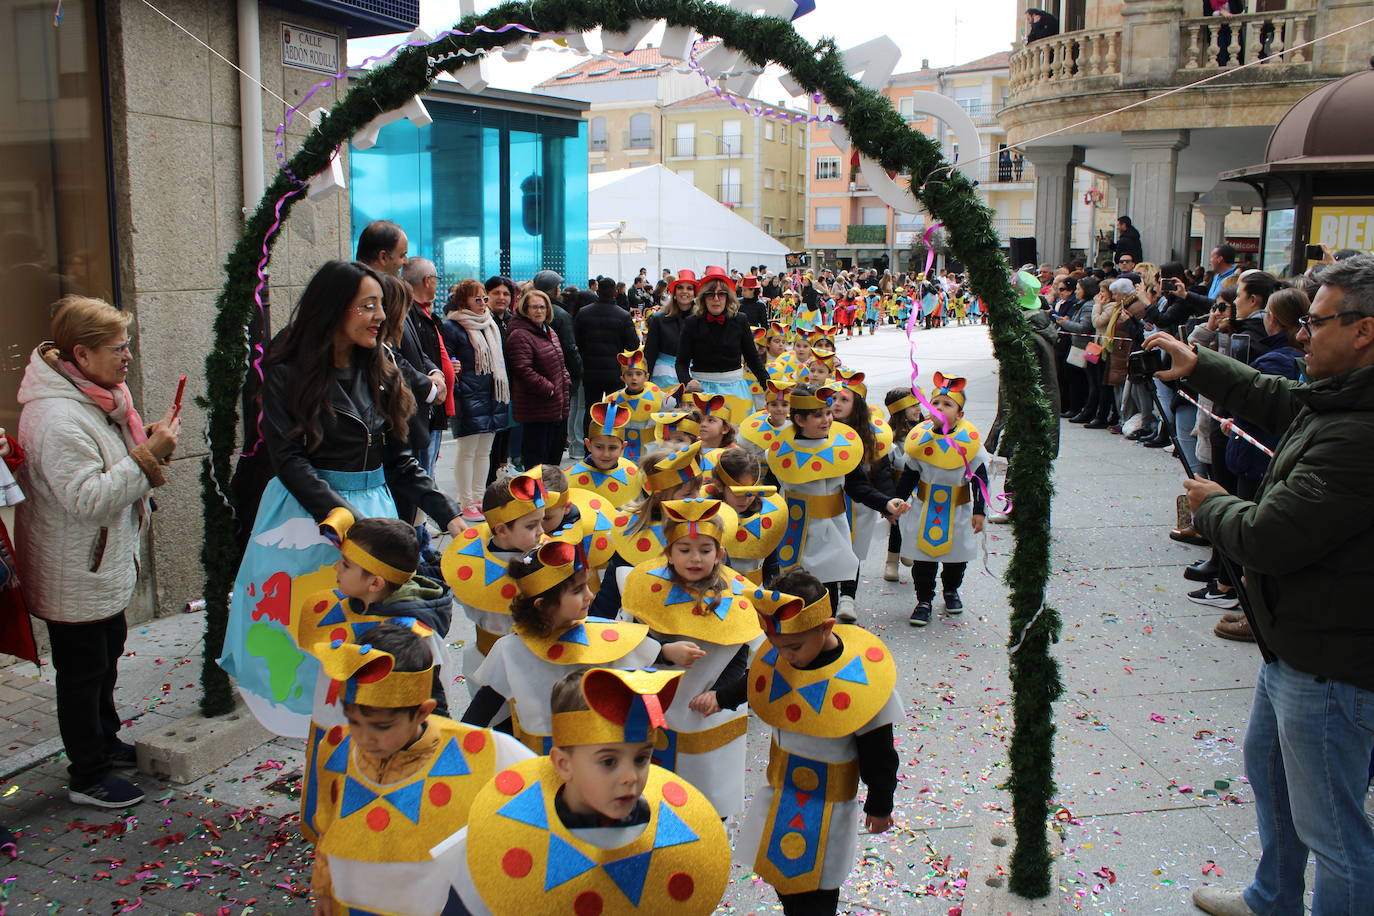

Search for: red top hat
xmin=741 ymin=274 xmax=761 ymax=289
xmin=668 ymin=269 xmax=699 ymax=293
xmin=699 ymin=265 xmax=736 ymax=293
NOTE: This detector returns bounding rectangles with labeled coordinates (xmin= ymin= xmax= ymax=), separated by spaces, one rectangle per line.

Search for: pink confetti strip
xmin=684 ymin=38 xmax=838 ymax=126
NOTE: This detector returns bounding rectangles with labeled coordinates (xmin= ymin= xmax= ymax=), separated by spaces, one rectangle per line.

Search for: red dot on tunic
xmin=785 ymin=704 xmax=802 ymax=722
xmin=782 ymin=458 xmax=791 ymax=468
xmin=866 ymin=647 xmax=885 ymax=662
xmin=662 ymin=781 xmax=689 ymax=807
xmin=313 ymin=600 xmax=329 ymax=615
xmin=366 ymin=807 xmax=390 ymax=831
xmin=608 ymin=481 xmax=620 ymax=492
xmin=771 ymin=442 xmax=781 ymax=452
xmin=637 ymin=537 xmax=652 ymax=552
xmin=457 ymin=567 xmax=473 ymax=581
xmin=754 ymin=675 xmax=766 ymax=693
xmin=547 ymin=644 xmax=565 ymax=660
xmin=970 ymin=431 xmax=979 ymax=439
xmin=762 ymin=518 xmax=773 ymax=529
xmin=463 ymin=731 xmax=487 ymax=754
xmin=924 ymin=447 xmax=935 ymax=456
xmin=651 ymin=582 xmax=663 ymax=592
xmin=601 ymin=629 xmax=620 ymax=642
xmin=464 ymin=528 xmax=480 ymax=539
xmin=591 ymin=498 xmax=605 ymax=509
xmin=501 ymin=584 xmax=517 ymax=600
xmin=429 ymin=782 xmax=452 ymax=807
xmin=573 ymin=890 xmax=603 ymax=916
xmin=502 ymin=847 xmax=533 ymax=878
xmin=838 ymin=451 xmax=849 ymax=461
xmin=667 ymin=872 xmax=695 ymax=901
xmin=811 ymin=461 xmax=822 ymax=471
xmin=735 ymin=531 xmax=748 ymax=542
xmin=330 ymin=627 xmax=348 ymax=644
xmin=326 ymin=725 xmax=344 ymax=745
xmin=833 ymin=692 xmax=852 ymax=710
xmin=494 ymin=769 xmax=525 ymax=795
xmin=595 ymin=537 xmax=609 ymax=550
xmin=615 ymin=516 xmax=628 ymax=527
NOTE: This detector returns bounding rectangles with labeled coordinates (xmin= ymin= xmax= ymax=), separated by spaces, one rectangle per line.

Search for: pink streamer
xmin=685 ymin=39 xmax=839 ymax=126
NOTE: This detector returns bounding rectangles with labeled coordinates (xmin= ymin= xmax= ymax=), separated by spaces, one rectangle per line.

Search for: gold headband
xmin=660 ymin=498 xmax=736 ymax=546
xmin=617 ymin=348 xmax=649 ymax=373
xmin=550 ymin=668 xmax=682 ymax=747
xmin=790 ymin=384 xmax=836 ymax=412
xmin=316 ymin=627 xmax=435 ymax=709
xmin=886 ymin=391 xmax=920 ymax=417
xmin=651 ymin=409 xmax=701 ymax=440
xmin=644 ymin=440 xmax=702 ymax=493
xmin=319 ymin=506 xmax=414 ymax=586
xmin=752 ymin=587 xmax=835 ymax=636
xmin=513 ymin=539 xmax=587 ymax=598
xmin=485 ymin=467 xmax=548 ymax=526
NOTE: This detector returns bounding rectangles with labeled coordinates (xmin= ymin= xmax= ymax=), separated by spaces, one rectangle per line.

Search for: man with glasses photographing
xmin=1144 ymin=253 xmax=1374 ymax=916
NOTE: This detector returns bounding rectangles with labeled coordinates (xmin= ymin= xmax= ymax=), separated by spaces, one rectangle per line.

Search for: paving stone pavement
xmin=2 ymin=323 xmax=1359 ymax=914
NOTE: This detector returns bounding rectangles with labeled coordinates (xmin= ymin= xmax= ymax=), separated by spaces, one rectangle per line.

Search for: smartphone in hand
xmin=172 ymin=374 xmax=187 ymax=420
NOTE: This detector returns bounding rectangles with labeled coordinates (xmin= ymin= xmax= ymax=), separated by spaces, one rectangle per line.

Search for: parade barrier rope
xmin=200 ymin=0 xmax=1061 ymax=895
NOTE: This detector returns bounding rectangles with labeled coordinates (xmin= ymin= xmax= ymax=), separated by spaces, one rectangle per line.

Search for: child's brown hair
xmin=708 ymin=448 xmax=762 ymax=514
xmin=509 ymin=564 xmax=589 ymax=639
xmin=346 ymin=518 xmax=419 ymax=597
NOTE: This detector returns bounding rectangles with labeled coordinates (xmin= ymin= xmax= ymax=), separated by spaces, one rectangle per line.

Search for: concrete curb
xmin=136 ymin=704 xmax=274 ymax=784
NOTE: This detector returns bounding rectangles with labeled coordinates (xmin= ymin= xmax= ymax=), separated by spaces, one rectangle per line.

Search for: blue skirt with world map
xmin=218 ymin=467 xmax=396 ymax=738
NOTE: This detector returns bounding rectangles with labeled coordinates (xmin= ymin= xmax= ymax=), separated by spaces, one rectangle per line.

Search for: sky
xmin=348 ymin=0 xmax=1020 ymax=94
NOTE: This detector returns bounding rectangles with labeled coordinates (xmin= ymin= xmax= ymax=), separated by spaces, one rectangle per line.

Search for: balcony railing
xmin=623 ymin=130 xmax=654 ymax=150
xmin=1009 ymin=26 xmax=1123 ymax=93
xmin=590 ymin=137 xmax=608 ymax=151
xmin=955 ymin=102 xmax=1005 ymax=128
xmin=974 ymin=160 xmax=1036 ymax=185
xmin=814 ymin=223 xmax=841 ymax=232
xmin=992 ymin=219 xmax=1036 ymax=242
xmin=717 ymin=183 xmax=742 ymax=204
xmin=1179 ymin=10 xmax=1315 ymax=72
xmin=847 ymin=225 xmax=887 ymax=245
xmin=672 ymin=137 xmax=695 ymax=157
xmin=716 ymin=136 xmax=743 ymax=156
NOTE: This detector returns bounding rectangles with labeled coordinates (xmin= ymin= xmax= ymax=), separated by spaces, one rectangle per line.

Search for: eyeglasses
xmin=101 ymin=341 xmax=134 ymax=356
xmin=473 ymin=296 xmax=489 ymax=303
xmin=1297 ymin=310 xmax=1367 ymax=332
xmin=704 ymin=290 xmax=728 ymax=299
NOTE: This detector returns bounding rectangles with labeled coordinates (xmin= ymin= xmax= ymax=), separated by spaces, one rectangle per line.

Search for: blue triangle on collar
xmin=318 ymin=603 xmax=347 ymax=626
xmin=458 ymin=537 xmax=486 ymax=558
xmin=653 ymin=801 xmax=699 ymax=849
xmin=497 ymin=782 xmax=548 ymax=830
xmin=665 ymin=583 xmax=695 ymax=606
xmin=339 ymin=775 xmax=377 ymax=819
xmin=834 ymin=655 xmax=869 ymax=685
xmin=428 ymin=738 xmax=471 ymax=778
xmin=382 ymin=781 xmax=424 ymax=824
xmin=482 ymin=558 xmax=507 ymax=586
xmin=602 ymin=850 xmax=653 ymax=904
xmin=544 ymin=833 xmax=597 ymax=890
xmin=324 ymin=736 xmax=351 ymax=773
xmin=769 ymin=669 xmax=792 ymax=702
xmin=797 ymin=679 xmax=829 ymax=713
xmin=558 ymin=624 xmax=590 ymax=646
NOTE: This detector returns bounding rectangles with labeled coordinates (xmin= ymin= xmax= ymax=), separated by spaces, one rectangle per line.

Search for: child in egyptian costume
xmin=701 ymin=446 xmax=786 ymax=585
xmin=449 ymin=668 xmax=730 ymax=915
xmin=568 ymin=401 xmax=644 ymax=509
xmin=302 ymin=621 xmax=532 ymax=916
xmin=607 ymin=349 xmax=665 ymax=464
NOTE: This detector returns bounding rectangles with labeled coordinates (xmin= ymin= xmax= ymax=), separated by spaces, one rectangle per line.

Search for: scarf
xmin=452 ymin=308 xmax=510 ymax=404
xmin=44 ymin=346 xmax=148 ymax=451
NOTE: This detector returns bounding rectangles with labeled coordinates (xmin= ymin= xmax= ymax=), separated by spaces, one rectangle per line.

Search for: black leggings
xmin=912 ymin=561 xmax=967 ymax=602
xmin=777 ymin=888 xmax=840 ymax=916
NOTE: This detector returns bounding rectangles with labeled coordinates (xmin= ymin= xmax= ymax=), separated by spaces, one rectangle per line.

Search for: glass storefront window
xmin=1261 ymin=207 xmax=1295 ymax=277
xmin=0 ymin=0 xmax=116 ymax=426
xmin=350 ymin=99 xmax=587 ymax=293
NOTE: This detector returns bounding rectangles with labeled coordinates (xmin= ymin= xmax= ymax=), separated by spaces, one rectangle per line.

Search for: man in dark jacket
xmin=574 ymin=277 xmax=639 ymax=437
xmin=1024 ymin=8 xmax=1059 ymax=42
xmin=1147 ymin=254 xmax=1374 ymax=916
xmin=402 ymin=258 xmax=454 ymax=473
xmin=1108 ymin=216 xmax=1143 ymax=265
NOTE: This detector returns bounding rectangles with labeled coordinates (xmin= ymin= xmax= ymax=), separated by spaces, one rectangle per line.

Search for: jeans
xmin=1157 ymin=379 xmax=1199 ymax=475
xmin=521 ymin=420 xmax=567 ymax=469
xmin=1242 ymin=659 xmax=1374 ymax=916
xmin=45 ymin=613 xmax=128 ymax=788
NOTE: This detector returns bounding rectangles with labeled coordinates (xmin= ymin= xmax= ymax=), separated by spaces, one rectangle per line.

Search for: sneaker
xmin=1187 ymin=581 xmax=1240 ymax=609
xmin=1191 ymin=885 xmax=1258 ymax=916
xmin=69 ymin=775 xmax=145 ymax=809
xmin=461 ymin=503 xmax=484 ymax=523
xmin=943 ymin=591 xmax=963 ymax=614
xmin=110 ymin=741 xmax=138 ymax=771
xmin=836 ymin=596 xmax=857 ymax=623
xmin=909 ymin=602 xmax=933 ymax=627
xmin=1183 ymin=558 xmax=1218 ymax=583
xmin=987 ymin=511 xmax=1011 ymax=525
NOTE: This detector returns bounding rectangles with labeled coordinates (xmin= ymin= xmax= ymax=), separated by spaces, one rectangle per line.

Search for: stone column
xmin=1172 ymin=191 xmax=1196 ymax=264
xmin=1122 ymin=129 xmax=1189 ymax=264
xmin=1197 ymin=201 xmax=1231 ymax=264
xmin=1024 ymin=145 xmax=1084 ymax=267
xmin=1110 ymin=174 xmax=1131 ymax=218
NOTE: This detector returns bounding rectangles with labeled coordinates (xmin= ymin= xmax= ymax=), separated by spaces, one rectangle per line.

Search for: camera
xmin=1128 ymin=348 xmax=1171 ymax=381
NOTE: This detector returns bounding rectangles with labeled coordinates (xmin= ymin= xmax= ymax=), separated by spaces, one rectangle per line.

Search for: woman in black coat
xmin=644 ymin=270 xmax=697 ymax=388
xmin=675 ymin=266 xmax=768 ymax=425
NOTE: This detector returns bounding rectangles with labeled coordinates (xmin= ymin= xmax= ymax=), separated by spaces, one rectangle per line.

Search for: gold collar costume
xmin=465 ymin=669 xmax=728 ymax=914
xmin=764 ymin=421 xmax=863 ymax=485
xmin=903 ymin=418 xmax=982 ymax=471
xmin=441 ymin=523 xmax=525 ymax=615
xmin=547 ymin=487 xmax=619 ymax=573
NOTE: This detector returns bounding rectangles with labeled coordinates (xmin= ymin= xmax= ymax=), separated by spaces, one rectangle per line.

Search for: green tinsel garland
xmin=201 ymin=0 xmax=1060 ymax=895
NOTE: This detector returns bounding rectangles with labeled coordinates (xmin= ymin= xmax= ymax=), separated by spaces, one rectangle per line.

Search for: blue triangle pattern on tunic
xmin=497 ymin=782 xmax=548 ymax=829
xmin=318 ymin=603 xmax=347 ymax=626
xmin=428 ymin=738 xmax=471 ymax=778
xmin=797 ymin=679 xmax=829 ymax=713
xmin=743 ymin=515 xmax=764 ymax=537
xmin=458 ymin=537 xmax=486 ymax=558
xmin=665 ymin=583 xmax=695 ymax=606
xmin=351 ymin=620 xmax=381 ymax=639
xmin=482 ymin=558 xmax=506 ymax=586
xmin=653 ymin=802 xmax=699 ymax=849
xmin=382 ymin=781 xmax=423 ymax=824
xmin=602 ymin=850 xmax=653 ymax=904
xmin=339 ymin=776 xmax=377 ymax=819
xmin=648 ymin=562 xmax=675 ymax=580
xmin=769 ymin=670 xmax=793 ymax=702
xmin=762 ymin=647 xmax=779 ymax=666
xmin=324 ymin=736 xmax=351 ymax=773
xmin=558 ymin=624 xmax=589 ymax=646
xmin=834 ymin=655 xmax=869 ymax=685
xmin=544 ymin=833 xmax=597 ymax=889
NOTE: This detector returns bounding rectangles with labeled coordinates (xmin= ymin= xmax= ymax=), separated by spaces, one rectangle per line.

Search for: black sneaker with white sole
xmin=110 ymin=741 xmax=138 ymax=771
xmin=943 ymin=591 xmax=964 ymax=614
xmin=909 ymin=602 xmax=933 ymax=627
xmin=69 ymin=775 xmax=145 ymax=809
xmin=1187 ymin=581 xmax=1240 ymax=609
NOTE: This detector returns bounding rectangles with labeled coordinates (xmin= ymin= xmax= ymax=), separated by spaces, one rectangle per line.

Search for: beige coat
xmin=14 ymin=347 xmax=165 ymax=623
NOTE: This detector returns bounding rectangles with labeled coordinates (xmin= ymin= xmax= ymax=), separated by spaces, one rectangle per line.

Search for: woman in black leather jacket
xmin=220 ymin=260 xmax=462 ymax=737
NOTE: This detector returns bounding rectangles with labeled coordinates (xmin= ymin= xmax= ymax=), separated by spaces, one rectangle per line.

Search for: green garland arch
xmin=199 ymin=0 xmax=1062 ymax=896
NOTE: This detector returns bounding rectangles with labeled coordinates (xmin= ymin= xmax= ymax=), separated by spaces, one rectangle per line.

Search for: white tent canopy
xmin=587 ymin=164 xmax=789 ymax=280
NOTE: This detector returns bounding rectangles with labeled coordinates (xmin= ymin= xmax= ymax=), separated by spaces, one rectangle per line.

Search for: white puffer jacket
xmin=14 ymin=347 xmax=165 ymax=623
